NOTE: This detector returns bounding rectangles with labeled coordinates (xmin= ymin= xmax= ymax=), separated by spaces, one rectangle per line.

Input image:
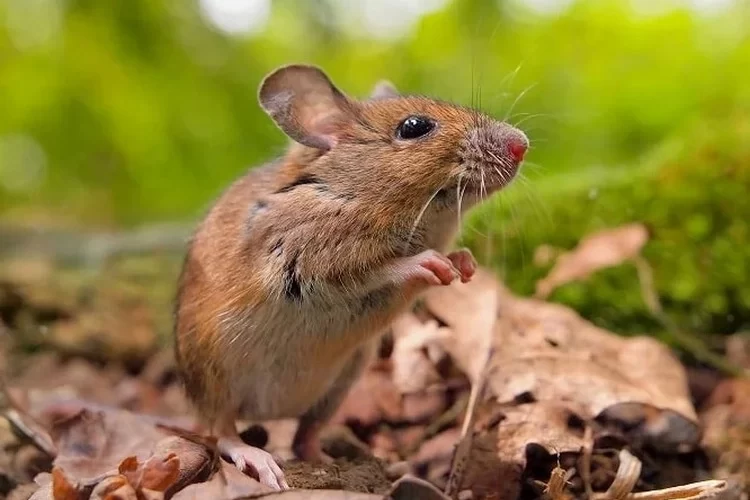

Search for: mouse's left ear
xmin=259 ymin=64 xmax=354 ymax=150
xmin=370 ymin=80 xmax=399 ymax=100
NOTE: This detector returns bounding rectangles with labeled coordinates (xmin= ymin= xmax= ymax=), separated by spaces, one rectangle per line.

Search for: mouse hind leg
xmin=292 ymin=338 xmax=379 ymax=462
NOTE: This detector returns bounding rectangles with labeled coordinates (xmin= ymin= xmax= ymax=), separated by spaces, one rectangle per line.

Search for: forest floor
xmin=0 ymin=224 xmax=749 ymax=500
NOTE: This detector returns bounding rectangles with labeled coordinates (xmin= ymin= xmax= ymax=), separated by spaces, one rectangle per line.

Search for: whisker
xmin=404 ymin=184 xmax=446 ymax=256
xmin=515 ymin=173 xmax=552 ymax=225
xmin=458 ymin=181 xmax=469 ymax=236
xmin=488 ymin=63 xmax=524 ymax=111
xmin=456 ymin=174 xmax=464 ymax=232
xmin=503 ymin=83 xmax=538 ymax=122
xmin=512 ymin=113 xmax=556 ymax=128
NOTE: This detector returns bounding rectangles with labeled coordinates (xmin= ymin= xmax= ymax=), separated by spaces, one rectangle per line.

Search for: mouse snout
xmin=508 ymin=134 xmax=529 ymax=163
xmin=499 ymin=124 xmax=529 ymax=164
xmin=459 ymin=121 xmax=528 ymax=189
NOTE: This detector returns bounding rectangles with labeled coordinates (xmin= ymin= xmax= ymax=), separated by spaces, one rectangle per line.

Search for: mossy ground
xmin=462 ymin=113 xmax=750 ymax=342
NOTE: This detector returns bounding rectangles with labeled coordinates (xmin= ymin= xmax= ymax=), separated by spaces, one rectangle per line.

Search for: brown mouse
xmin=173 ymin=64 xmax=529 ymax=490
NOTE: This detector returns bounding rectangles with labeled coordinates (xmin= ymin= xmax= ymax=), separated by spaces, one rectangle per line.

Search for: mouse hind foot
xmin=218 ymin=434 xmax=289 ymax=490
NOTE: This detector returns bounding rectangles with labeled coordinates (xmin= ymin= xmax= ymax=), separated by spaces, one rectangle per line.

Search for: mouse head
xmin=258 ymin=64 xmax=528 ymax=214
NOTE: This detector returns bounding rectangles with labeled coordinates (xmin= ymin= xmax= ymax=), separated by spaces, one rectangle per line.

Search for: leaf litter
xmin=0 ymin=223 xmax=745 ymax=499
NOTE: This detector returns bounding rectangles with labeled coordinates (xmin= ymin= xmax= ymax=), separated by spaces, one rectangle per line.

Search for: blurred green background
xmin=1 ymin=0 xmax=749 ymax=343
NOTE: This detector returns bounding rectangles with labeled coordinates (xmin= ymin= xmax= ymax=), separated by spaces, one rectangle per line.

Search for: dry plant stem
xmin=444 ymin=347 xmax=494 ymax=499
xmin=580 ymin=425 xmax=594 ymax=500
xmin=585 ymin=449 xmax=730 ymax=500
xmin=592 ymin=449 xmax=641 ymax=500
xmin=633 ymin=256 xmax=742 ymax=377
xmin=419 ymin=393 xmax=470 ymax=451
xmin=626 ymin=480 xmax=729 ymax=500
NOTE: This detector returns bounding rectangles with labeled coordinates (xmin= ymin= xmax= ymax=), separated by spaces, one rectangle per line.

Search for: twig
xmin=444 ymin=346 xmax=494 ymax=499
xmin=591 ymin=448 xmax=728 ymax=500
xmin=580 ymin=424 xmax=594 ymax=499
xmin=592 ymin=449 xmax=641 ymax=500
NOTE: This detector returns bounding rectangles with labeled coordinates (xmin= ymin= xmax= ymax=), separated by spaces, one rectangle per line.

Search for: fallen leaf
xmin=421 ymin=270 xmax=499 ymax=384
xmin=89 ymin=475 xmax=136 ymax=500
xmin=120 ymin=453 xmax=180 ymax=493
xmin=7 ymin=482 xmax=40 ymax=500
xmin=253 ymin=490 xmax=382 ymax=499
xmin=417 ymin=267 xmax=699 ymax=494
xmin=401 ymin=391 xmax=447 ymax=425
xmin=534 ymin=223 xmax=649 ymax=299
xmin=51 ymin=467 xmax=79 ymax=500
xmin=331 ymin=367 xmax=402 ymax=428
xmin=390 ymin=313 xmax=448 ymax=394
xmin=47 ymin=407 xmax=165 ymax=486
xmin=497 ymin=402 xmax=588 ymax=465
xmin=170 ymin=460 xmax=270 ymax=499
xmin=410 ymin=428 xmax=461 ymax=488
xmin=149 ymin=435 xmax=214 ymax=493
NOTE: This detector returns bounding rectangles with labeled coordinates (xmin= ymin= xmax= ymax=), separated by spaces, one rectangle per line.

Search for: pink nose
xmin=509 ymin=140 xmax=527 ymax=162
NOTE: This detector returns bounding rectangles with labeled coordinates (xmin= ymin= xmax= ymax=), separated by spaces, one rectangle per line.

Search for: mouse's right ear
xmin=259 ymin=65 xmax=353 ymax=150
xmin=370 ymin=80 xmax=399 ymax=100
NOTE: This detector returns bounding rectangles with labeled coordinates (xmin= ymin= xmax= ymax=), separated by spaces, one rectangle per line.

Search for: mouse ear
xmin=370 ymin=80 xmax=399 ymax=100
xmin=259 ymin=65 xmax=353 ymax=150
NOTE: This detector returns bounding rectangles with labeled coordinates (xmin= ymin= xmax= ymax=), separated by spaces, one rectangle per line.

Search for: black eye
xmin=396 ymin=115 xmax=435 ymax=140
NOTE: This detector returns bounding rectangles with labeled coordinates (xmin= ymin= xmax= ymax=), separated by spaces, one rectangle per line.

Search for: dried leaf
xmin=170 ymin=460 xmax=270 ymax=499
xmin=497 ymin=402 xmax=588 ymax=464
xmin=252 ymin=490 xmax=382 ymax=499
xmin=410 ymin=428 xmax=461 ymax=488
xmin=421 ymin=270 xmax=499 ymax=384
xmin=131 ymin=453 xmax=181 ymax=492
xmin=331 ymin=367 xmax=402 ymax=427
xmin=390 ymin=313 xmax=448 ymax=394
xmin=51 ymin=467 xmax=80 ymax=500
xmin=150 ymin=435 xmax=214 ymax=493
xmin=47 ymin=407 xmax=165 ymax=486
xmin=419 ymin=267 xmax=698 ymax=493
xmin=534 ymin=223 xmax=649 ymax=299
xmin=89 ymin=475 xmax=136 ymax=500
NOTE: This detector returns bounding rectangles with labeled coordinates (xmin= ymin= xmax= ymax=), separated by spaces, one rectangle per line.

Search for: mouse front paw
xmin=447 ymin=248 xmax=477 ymax=283
xmin=409 ymin=249 xmax=461 ymax=287
xmin=219 ymin=437 xmax=289 ymax=490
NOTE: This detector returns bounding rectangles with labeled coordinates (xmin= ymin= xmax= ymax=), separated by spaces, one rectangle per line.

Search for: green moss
xmin=462 ymin=113 xmax=750 ymax=336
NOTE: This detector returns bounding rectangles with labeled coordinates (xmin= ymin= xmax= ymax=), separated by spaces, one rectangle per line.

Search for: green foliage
xmin=1 ymin=0 xmax=750 ymax=225
xmin=462 ymin=113 xmax=750 ymax=335
xmin=2 ymin=0 xmax=749 ymax=334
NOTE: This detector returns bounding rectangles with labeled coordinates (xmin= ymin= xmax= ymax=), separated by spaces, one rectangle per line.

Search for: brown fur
xmin=174 ymin=64 xmax=528 ymax=452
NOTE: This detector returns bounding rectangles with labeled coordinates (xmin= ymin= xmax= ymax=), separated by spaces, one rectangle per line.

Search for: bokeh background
xmin=1 ymin=0 xmax=749 ymax=350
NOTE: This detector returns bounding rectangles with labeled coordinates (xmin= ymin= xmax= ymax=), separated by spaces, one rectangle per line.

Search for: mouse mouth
xmin=458 ymin=154 xmax=522 ymax=194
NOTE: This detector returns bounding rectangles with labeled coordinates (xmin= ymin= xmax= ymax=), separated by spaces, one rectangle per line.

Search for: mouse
xmin=173 ymin=64 xmax=529 ymax=490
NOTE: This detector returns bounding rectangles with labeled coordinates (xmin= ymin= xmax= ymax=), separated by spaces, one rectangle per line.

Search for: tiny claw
xmin=220 ymin=438 xmax=289 ymax=490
